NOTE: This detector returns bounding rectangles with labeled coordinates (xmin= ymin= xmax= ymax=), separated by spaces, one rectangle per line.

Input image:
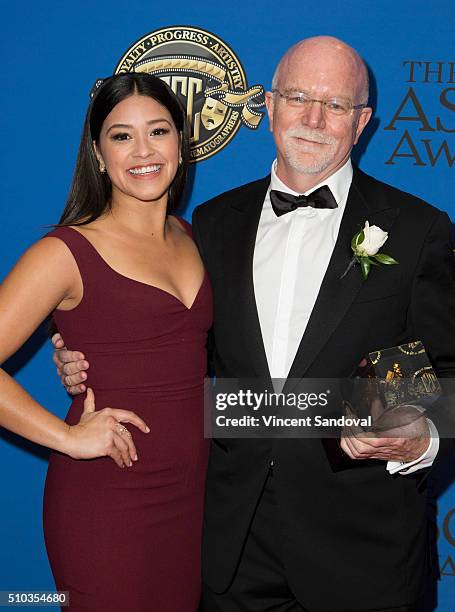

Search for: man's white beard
xmin=284 ymin=127 xmax=338 ymax=175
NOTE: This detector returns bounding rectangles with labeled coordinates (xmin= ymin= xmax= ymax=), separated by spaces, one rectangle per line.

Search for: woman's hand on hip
xmin=64 ymin=388 xmax=150 ymax=468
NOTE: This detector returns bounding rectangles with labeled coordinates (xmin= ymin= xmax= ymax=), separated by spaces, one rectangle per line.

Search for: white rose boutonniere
xmin=340 ymin=221 xmax=398 ymax=280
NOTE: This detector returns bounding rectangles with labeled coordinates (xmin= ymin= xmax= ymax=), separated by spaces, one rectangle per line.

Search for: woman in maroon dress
xmin=0 ymin=74 xmax=211 ymax=610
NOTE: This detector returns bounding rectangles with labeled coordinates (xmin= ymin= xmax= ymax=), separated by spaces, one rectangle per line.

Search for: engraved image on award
xmin=323 ymin=341 xmax=441 ymax=471
xmin=349 ymin=340 xmax=441 ymax=431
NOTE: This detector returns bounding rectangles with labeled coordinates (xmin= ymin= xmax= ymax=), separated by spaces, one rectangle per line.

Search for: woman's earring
xmin=99 ymin=161 xmax=106 ymax=174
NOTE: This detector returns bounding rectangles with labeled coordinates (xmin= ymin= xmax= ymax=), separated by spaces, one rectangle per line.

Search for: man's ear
xmin=354 ymin=107 xmax=373 ymax=145
xmin=265 ymin=91 xmax=275 ymax=133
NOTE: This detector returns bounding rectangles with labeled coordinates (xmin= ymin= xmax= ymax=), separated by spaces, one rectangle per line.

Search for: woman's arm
xmin=0 ymin=237 xmax=149 ymax=466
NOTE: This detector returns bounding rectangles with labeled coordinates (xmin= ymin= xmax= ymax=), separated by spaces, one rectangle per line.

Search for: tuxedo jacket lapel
xmin=284 ymin=169 xmax=399 ymax=392
xmin=223 ymin=176 xmax=271 ymax=380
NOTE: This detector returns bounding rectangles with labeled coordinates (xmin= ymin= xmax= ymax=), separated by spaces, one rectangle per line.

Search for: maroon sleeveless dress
xmin=43 ymin=224 xmax=212 ymax=611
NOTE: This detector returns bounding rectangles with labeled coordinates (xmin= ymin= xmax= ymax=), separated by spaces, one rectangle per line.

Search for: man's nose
xmin=301 ymin=100 xmax=326 ymax=129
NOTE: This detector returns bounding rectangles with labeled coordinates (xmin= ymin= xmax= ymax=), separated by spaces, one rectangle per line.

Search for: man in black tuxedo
xmin=55 ymin=36 xmax=455 ymax=611
xmin=191 ymin=36 xmax=455 ymax=611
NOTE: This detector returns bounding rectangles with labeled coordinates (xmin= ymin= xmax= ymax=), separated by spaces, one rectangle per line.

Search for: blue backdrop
xmin=1 ymin=1 xmax=454 ymax=609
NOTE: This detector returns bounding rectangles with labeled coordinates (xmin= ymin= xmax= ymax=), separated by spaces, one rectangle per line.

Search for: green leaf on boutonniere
xmin=351 ymin=230 xmax=364 ymax=251
xmin=372 ymin=253 xmax=399 ymax=265
xmin=360 ymin=257 xmax=371 ymax=279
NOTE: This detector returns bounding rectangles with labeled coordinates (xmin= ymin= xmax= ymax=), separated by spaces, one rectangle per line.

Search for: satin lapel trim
xmin=225 ymin=177 xmax=271 ymax=380
xmin=283 ymin=178 xmax=399 ymax=393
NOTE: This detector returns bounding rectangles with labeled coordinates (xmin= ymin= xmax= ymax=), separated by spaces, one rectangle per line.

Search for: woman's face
xmin=95 ymin=93 xmax=181 ymax=207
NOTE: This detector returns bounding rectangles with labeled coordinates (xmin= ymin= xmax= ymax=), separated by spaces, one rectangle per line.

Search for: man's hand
xmin=340 ymin=414 xmax=431 ymax=462
xmin=52 ymin=333 xmax=89 ymax=395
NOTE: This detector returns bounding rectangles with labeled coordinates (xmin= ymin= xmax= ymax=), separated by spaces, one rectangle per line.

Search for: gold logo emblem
xmin=115 ymin=25 xmax=265 ymax=162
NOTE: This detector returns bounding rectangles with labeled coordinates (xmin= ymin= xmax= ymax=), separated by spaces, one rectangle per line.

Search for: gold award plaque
xmin=115 ymin=25 xmax=265 ymax=162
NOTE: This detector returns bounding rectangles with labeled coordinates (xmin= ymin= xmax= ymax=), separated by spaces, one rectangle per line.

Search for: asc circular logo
xmin=114 ymin=26 xmax=265 ymax=162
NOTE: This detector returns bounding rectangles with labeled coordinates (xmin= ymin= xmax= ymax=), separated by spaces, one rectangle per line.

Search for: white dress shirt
xmin=253 ymin=159 xmax=437 ymax=474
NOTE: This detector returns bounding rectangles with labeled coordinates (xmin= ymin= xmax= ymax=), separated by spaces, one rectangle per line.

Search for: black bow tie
xmin=270 ymin=185 xmax=338 ymax=217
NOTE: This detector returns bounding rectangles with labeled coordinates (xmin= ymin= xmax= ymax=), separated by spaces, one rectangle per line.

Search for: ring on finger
xmin=117 ymin=424 xmax=132 ymax=438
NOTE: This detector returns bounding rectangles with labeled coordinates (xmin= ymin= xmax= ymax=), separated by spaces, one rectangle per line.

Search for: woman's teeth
xmin=128 ymin=165 xmax=160 ymax=175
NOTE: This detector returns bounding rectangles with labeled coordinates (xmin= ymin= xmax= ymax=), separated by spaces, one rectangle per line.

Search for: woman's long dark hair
xmin=59 ymin=73 xmax=190 ymax=226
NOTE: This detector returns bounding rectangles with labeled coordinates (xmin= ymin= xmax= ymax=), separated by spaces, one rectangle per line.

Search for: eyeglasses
xmin=271 ymin=89 xmax=367 ymax=116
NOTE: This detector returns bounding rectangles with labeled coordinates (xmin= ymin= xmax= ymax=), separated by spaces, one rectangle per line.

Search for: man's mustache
xmin=286 ymin=128 xmax=337 ymax=145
